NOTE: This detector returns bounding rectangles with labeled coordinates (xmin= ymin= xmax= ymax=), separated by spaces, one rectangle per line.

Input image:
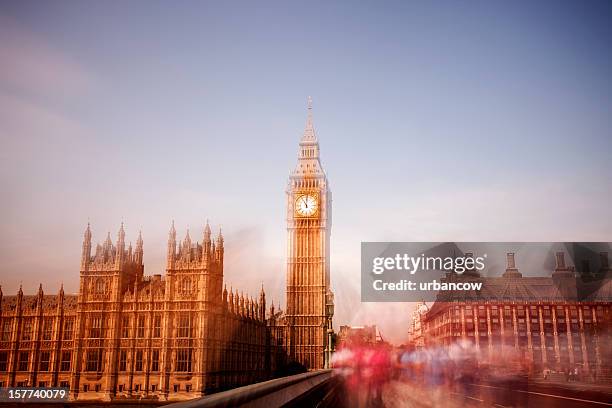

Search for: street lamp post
xmin=324 ymin=291 xmax=335 ymax=369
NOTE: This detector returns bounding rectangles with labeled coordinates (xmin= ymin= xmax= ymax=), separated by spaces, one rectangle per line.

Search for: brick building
xmin=422 ymin=251 xmax=612 ymax=377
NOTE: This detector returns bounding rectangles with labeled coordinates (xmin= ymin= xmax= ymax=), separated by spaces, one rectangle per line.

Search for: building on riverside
xmin=0 ymin=222 xmax=287 ymax=401
xmin=422 ymin=251 xmax=612 ymax=377
xmin=0 ymin=100 xmax=335 ymax=401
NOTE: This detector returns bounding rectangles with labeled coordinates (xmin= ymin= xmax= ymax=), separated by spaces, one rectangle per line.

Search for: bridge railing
xmin=166 ymin=370 xmax=333 ymax=408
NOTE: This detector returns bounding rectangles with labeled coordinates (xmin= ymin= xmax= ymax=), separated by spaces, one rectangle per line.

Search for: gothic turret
xmin=234 ymin=289 xmax=239 ymax=314
xmin=269 ymin=301 xmax=275 ymax=318
xmin=182 ymin=229 xmax=192 ymax=262
xmin=135 ymin=230 xmax=144 ymax=265
xmin=228 ymin=288 xmax=234 ymax=313
xmin=104 ymin=231 xmax=112 ymax=247
xmin=293 ymin=96 xmax=323 ymax=176
xmin=167 ymin=221 xmax=176 ymax=269
xmin=239 ymin=292 xmax=245 ymax=316
xmin=101 ymin=231 xmax=114 ymax=263
xmin=215 ymin=229 xmax=224 ymax=262
xmin=203 ymin=220 xmax=212 ymax=257
xmin=16 ymin=284 xmax=23 ymax=312
xmin=302 ymin=96 xmax=317 ymax=144
xmin=259 ymin=284 xmax=266 ymax=320
xmin=115 ymin=223 xmax=126 ymax=268
xmin=37 ymin=283 xmax=44 ymax=310
xmin=57 ymin=284 xmax=64 ymax=313
xmin=81 ymin=223 xmax=92 ymax=270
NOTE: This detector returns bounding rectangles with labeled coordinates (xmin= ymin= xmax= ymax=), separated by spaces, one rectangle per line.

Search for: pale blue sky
xmin=1 ymin=1 xmax=611 ymax=343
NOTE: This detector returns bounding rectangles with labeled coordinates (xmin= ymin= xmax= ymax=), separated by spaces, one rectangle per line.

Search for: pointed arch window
xmin=137 ymin=315 xmax=146 ymax=338
xmin=89 ymin=316 xmax=103 ymax=338
xmin=39 ymin=351 xmax=51 ymax=371
xmin=119 ymin=350 xmax=128 ymax=371
xmin=43 ymin=318 xmax=54 ymax=340
xmin=1 ymin=320 xmax=11 ymax=341
xmin=86 ymin=349 xmax=102 ymax=372
xmin=135 ymin=350 xmax=144 ymax=371
xmin=180 ymin=277 xmax=192 ymax=294
xmin=18 ymin=351 xmax=29 ymax=371
xmin=62 ymin=318 xmax=74 ymax=340
xmin=153 ymin=315 xmax=162 ymax=338
xmin=121 ymin=316 xmax=130 ymax=338
xmin=176 ymin=348 xmax=192 ymax=372
xmin=60 ymin=351 xmax=71 ymax=371
xmin=177 ymin=313 xmax=191 ymax=338
xmin=95 ymin=278 xmax=107 ymax=293
xmin=151 ymin=349 xmax=160 ymax=372
xmin=21 ymin=319 xmax=33 ymax=341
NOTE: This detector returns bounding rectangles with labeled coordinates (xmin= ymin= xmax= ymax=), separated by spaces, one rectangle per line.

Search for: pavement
xmin=458 ymin=381 xmax=612 ymax=408
xmin=530 ymin=378 xmax=612 ymax=395
xmin=326 ymin=379 xmax=612 ymax=408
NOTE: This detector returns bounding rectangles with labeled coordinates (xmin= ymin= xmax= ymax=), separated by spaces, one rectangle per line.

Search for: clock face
xmin=295 ymin=194 xmax=318 ymax=217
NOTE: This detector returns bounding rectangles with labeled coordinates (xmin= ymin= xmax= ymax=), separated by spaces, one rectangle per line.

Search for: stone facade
xmin=285 ymin=98 xmax=334 ymax=370
xmin=0 ymin=101 xmax=336 ymax=399
xmin=422 ymin=252 xmax=612 ymax=377
xmin=0 ymin=222 xmax=286 ymax=401
xmin=337 ymin=325 xmax=382 ymax=348
xmin=408 ymin=301 xmax=429 ymax=350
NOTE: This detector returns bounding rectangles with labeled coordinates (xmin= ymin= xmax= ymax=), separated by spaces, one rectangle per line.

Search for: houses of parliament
xmin=0 ymin=101 xmax=335 ymax=401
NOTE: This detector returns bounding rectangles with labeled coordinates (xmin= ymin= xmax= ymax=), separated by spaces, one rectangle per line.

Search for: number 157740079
xmin=0 ymin=387 xmax=69 ymax=402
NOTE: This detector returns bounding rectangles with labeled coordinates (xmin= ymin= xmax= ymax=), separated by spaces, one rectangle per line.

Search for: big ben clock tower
xmin=286 ymin=97 xmax=334 ymax=370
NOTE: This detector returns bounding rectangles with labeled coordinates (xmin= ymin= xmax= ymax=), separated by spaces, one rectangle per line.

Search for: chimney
xmin=507 ymin=253 xmax=516 ymax=269
xmin=503 ymin=252 xmax=522 ymax=278
xmin=555 ymin=252 xmax=566 ymax=269
xmin=553 ymin=251 xmax=573 ymax=278
xmin=462 ymin=251 xmax=481 ymax=277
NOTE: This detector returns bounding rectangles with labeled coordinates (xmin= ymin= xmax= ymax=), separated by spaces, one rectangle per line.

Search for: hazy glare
xmin=1 ymin=1 xmax=611 ymax=344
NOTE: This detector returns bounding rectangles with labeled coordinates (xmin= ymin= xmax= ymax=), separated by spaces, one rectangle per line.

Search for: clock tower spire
xmin=302 ymin=96 xmax=316 ymax=143
xmin=286 ymin=97 xmax=333 ymax=370
xmin=294 ymin=96 xmax=324 ymax=177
